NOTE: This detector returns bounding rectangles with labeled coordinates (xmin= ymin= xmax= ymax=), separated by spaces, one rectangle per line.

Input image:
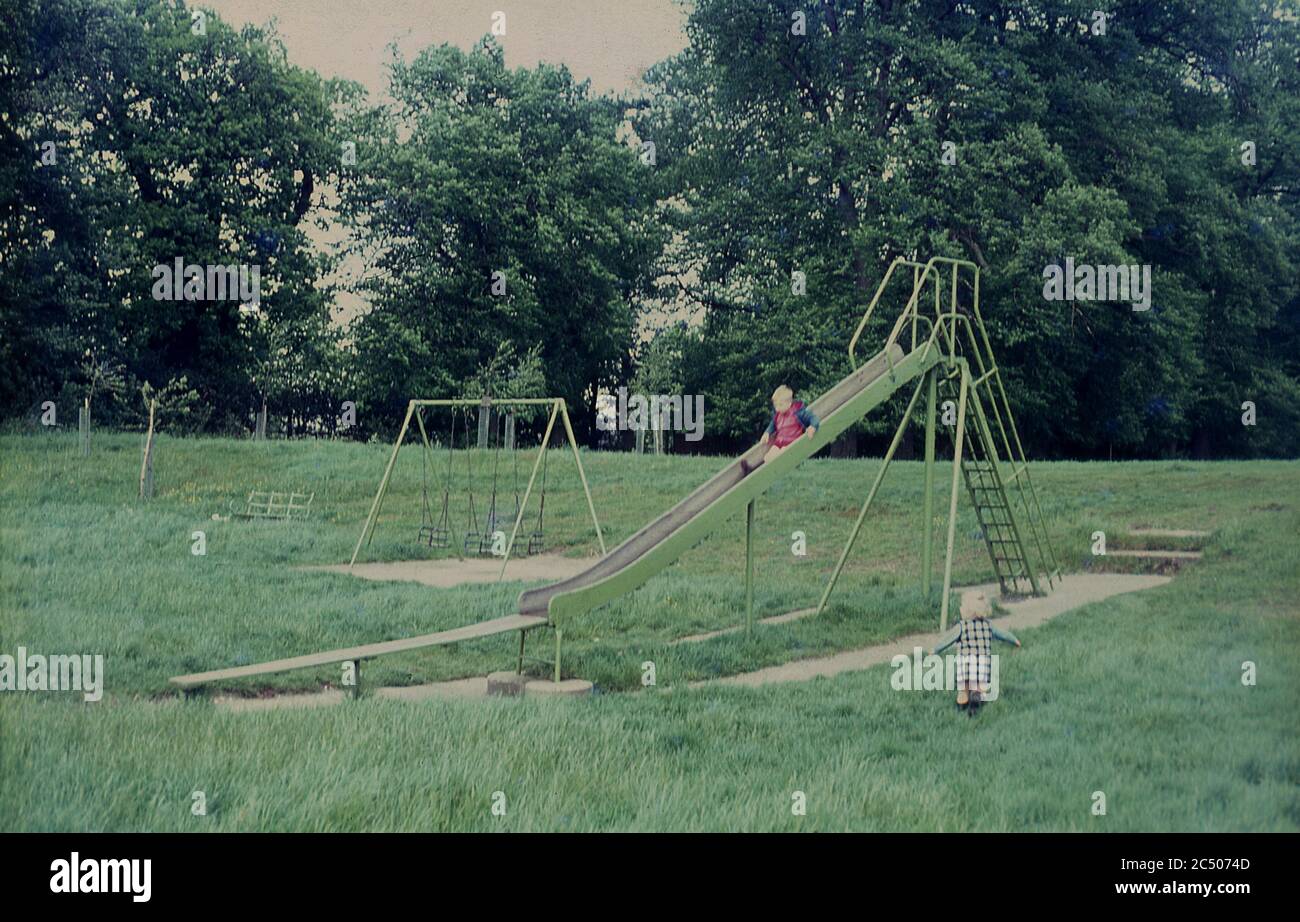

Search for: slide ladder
xmin=847 ymin=256 xmax=1061 ymax=613
xmin=915 ymin=259 xmax=1061 ymax=597
xmin=943 ymin=375 xmax=1048 ymax=596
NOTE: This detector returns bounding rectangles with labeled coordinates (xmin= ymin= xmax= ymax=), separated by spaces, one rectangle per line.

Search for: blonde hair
xmin=959 ymin=590 xmax=992 ymax=619
xmin=771 ymin=385 xmax=793 ymax=403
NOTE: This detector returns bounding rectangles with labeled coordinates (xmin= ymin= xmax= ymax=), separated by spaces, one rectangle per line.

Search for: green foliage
xmin=634 ymin=0 xmax=1300 ymax=458
xmin=463 ymin=340 xmax=546 ymax=402
xmin=139 ymin=375 xmax=206 ymax=434
xmin=1 ymin=0 xmax=342 ymax=431
xmin=338 ymin=40 xmax=665 ymax=440
xmin=3 ymin=1 xmax=1295 ymax=459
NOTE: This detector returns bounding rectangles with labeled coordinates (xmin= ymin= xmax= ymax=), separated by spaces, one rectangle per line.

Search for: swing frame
xmin=416 ymin=405 xmax=455 ymax=548
xmin=350 ymin=398 xmax=607 ymax=571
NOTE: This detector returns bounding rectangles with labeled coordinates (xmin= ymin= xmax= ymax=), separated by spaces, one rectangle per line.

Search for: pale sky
xmin=203 ymin=0 xmax=690 ymax=97
xmin=202 ymin=1 xmax=692 ymax=324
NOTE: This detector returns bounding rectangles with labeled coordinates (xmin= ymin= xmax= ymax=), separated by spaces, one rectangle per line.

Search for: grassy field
xmin=1 ymin=430 xmax=1298 ymax=830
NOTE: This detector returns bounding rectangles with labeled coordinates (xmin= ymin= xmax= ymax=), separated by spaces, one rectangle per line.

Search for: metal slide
xmin=519 ymin=340 xmax=945 ymax=626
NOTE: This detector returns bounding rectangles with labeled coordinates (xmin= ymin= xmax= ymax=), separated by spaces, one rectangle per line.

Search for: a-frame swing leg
xmin=938 ymin=363 xmax=971 ymax=631
xmin=559 ymin=402 xmax=607 ymax=556
xmin=814 ymin=375 xmax=927 ymax=617
xmin=351 ymin=401 xmax=415 ymax=566
xmin=499 ymin=402 xmax=560 ymax=580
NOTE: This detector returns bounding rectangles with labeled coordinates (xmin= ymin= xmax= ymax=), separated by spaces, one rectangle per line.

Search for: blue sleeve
xmin=797 ymin=407 xmax=820 ymax=430
xmin=765 ymin=414 xmax=777 ymax=435
xmin=931 ymin=624 xmax=961 ymax=654
xmin=991 ymin=624 xmax=1020 ymax=646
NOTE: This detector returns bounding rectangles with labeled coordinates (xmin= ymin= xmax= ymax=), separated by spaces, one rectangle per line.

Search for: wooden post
xmin=139 ymin=399 xmax=156 ymax=500
xmin=505 ymin=412 xmax=516 ymax=451
xmin=477 ymin=396 xmax=490 ymax=448
xmin=254 ymin=398 xmax=267 ymax=440
xmin=79 ymin=399 xmax=90 ymax=457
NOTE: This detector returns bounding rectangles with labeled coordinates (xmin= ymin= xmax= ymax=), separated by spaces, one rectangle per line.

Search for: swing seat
xmin=527 ymin=530 xmax=545 ymax=556
xmin=419 ymin=524 xmax=451 ymax=548
xmin=476 ymin=516 xmax=501 ymax=555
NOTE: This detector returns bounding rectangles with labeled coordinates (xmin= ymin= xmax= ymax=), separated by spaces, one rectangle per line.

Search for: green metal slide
xmin=518 ymin=340 xmax=944 ymax=628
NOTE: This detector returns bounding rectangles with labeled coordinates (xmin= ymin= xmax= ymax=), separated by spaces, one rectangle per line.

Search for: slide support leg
xmin=939 ymin=365 xmax=971 ymax=631
xmin=745 ymin=498 xmax=755 ymax=634
xmin=922 ymin=368 xmax=937 ymax=596
xmin=348 ymin=660 xmax=362 ymax=700
xmin=351 ymin=401 xmax=415 ymax=566
xmin=815 ymin=375 xmax=926 ymax=616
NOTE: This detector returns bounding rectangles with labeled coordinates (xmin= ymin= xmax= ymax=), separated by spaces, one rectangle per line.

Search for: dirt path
xmin=214 ymin=572 xmax=1171 ymax=710
xmin=694 ymin=573 xmax=1170 ymax=689
xmin=299 ymin=553 xmax=592 ymax=588
xmin=674 ymin=608 xmax=818 ymax=644
xmin=214 ymin=678 xmax=489 ymax=713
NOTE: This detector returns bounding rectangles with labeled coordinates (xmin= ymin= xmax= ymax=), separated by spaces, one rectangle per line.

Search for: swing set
xmin=352 ymin=397 xmax=606 ymax=572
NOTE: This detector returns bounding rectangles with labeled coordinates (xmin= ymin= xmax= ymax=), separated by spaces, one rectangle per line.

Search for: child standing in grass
xmin=740 ymin=385 xmax=819 ymax=475
xmin=932 ymin=590 xmax=1020 ymax=716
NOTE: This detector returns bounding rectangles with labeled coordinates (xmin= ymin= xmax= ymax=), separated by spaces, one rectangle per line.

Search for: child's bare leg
xmin=763 ymin=443 xmax=786 ymax=464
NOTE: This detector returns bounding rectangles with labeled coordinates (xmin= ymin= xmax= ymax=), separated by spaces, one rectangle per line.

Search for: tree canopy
xmin=2 ymin=0 xmax=1296 ymax=457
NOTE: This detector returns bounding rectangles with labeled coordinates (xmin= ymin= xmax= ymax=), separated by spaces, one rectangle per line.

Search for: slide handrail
xmin=849 ymin=258 xmax=943 ymax=370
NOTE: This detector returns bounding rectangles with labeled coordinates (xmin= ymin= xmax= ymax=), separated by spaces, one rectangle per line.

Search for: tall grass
xmin=1 ymin=432 xmax=1297 ymax=830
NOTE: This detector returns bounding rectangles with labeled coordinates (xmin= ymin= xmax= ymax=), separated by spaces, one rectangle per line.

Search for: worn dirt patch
xmin=299 ymin=554 xmax=592 ymax=588
xmin=673 ymin=608 xmax=818 ymax=644
xmin=695 ymin=573 xmax=1170 ymax=689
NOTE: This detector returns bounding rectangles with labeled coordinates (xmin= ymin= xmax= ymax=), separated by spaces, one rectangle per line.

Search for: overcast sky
xmin=204 ymin=0 xmax=690 ymax=97
xmin=200 ymin=2 xmax=692 ymax=326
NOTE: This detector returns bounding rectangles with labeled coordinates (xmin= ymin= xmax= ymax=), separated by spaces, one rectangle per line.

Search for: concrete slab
xmin=486 ymin=671 xmax=529 ymax=696
xmin=523 ymin=678 xmax=594 ymax=697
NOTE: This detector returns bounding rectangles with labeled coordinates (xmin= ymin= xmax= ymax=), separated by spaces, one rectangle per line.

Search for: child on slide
xmin=931 ymin=590 xmax=1020 ymax=716
xmin=741 ymin=385 xmax=819 ymax=475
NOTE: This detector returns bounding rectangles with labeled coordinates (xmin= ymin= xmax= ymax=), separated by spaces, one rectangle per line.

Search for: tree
xmin=337 ymin=39 xmax=665 ymax=441
xmin=633 ymin=0 xmax=1300 ymax=458
xmin=1 ymin=0 xmax=346 ymax=432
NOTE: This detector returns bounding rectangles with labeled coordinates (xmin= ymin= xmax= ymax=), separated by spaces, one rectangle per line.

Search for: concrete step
xmin=1127 ymin=528 xmax=1210 ymax=539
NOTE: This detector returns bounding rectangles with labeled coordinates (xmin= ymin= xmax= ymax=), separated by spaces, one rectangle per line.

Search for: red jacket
xmin=768 ymin=400 xmax=819 ymax=448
